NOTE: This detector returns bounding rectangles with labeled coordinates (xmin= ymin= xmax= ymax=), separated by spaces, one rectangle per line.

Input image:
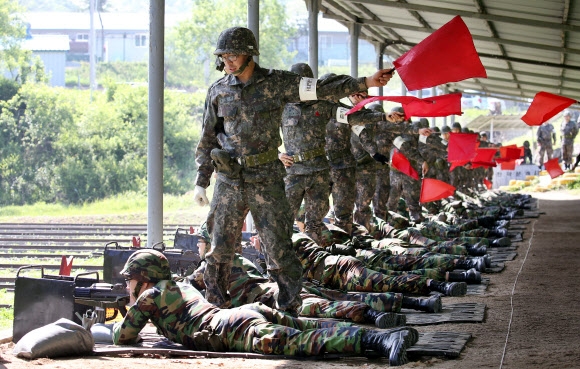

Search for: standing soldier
xmin=560 ymin=110 xmax=578 ymax=170
xmin=193 ymin=27 xmax=394 ymax=313
xmin=279 ymin=63 xmax=395 ymax=245
xmin=537 ymin=120 xmax=556 ymax=169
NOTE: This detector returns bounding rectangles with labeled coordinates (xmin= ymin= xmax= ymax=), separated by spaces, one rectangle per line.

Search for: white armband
xmin=393 ymin=136 xmax=405 ymax=150
xmin=299 ymin=77 xmax=318 ymax=101
xmin=419 ymin=135 xmax=428 ymax=144
xmin=335 ymin=107 xmax=349 ymax=124
xmin=351 ymin=125 xmax=365 ymax=136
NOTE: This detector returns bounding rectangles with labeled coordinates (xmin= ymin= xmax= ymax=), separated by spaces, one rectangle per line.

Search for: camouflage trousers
xmin=284 ymin=170 xmax=330 ymax=246
xmin=369 ymin=237 xmax=469 ymax=257
xmin=538 ymin=144 xmax=553 ymax=167
xmin=329 ymin=166 xmax=357 ymax=234
xmin=353 ymin=166 xmax=378 ymax=231
xmin=387 ymin=169 xmax=422 ymax=221
xmin=356 ymin=248 xmax=462 ymax=272
xmin=308 ymin=254 xmax=431 ymax=295
xmin=563 ymin=141 xmax=574 ymax=166
xmin=210 ymin=302 xmax=362 ymax=355
xmin=373 ymin=166 xmax=391 ymax=220
xmin=205 ymin=178 xmax=303 ymax=311
xmin=302 ymin=281 xmax=403 ymax=313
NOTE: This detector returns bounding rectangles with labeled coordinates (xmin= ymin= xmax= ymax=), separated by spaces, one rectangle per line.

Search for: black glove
xmin=372 ymin=153 xmax=389 ymax=165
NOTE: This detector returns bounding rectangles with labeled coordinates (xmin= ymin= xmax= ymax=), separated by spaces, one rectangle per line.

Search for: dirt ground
xmin=1 ymin=190 xmax=580 ymax=369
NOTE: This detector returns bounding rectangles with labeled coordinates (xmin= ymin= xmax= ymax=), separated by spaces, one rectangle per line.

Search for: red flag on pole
xmin=345 ymin=95 xmax=434 ymax=116
xmin=420 ymin=178 xmax=456 ymax=203
xmin=449 ymin=160 xmax=469 ymax=172
xmin=544 ymin=158 xmax=565 ymax=179
xmin=391 ymin=149 xmax=419 ymax=180
xmin=521 ymin=92 xmax=577 ymax=126
xmin=404 ymin=93 xmax=463 ymax=118
xmin=483 ymin=178 xmax=492 ymax=190
xmin=497 ymin=145 xmax=523 ymax=161
xmin=447 ymin=133 xmax=479 ymax=163
xmin=393 ymin=16 xmax=487 ymax=91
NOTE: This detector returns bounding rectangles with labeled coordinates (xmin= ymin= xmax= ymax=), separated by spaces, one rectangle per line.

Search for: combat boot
xmin=476 ymin=216 xmax=496 ymax=228
xmin=491 ymin=237 xmax=511 ymax=247
xmin=447 ymin=268 xmax=482 ymax=284
xmin=494 ymin=220 xmax=510 ymax=228
xmin=402 ymin=294 xmax=442 ymax=313
xmin=363 ymin=308 xmax=406 ymax=329
xmin=454 ymin=256 xmax=486 ymax=272
xmin=360 ymin=330 xmax=409 ymax=366
xmin=466 ymin=242 xmax=487 ymax=256
xmin=489 ymin=227 xmax=508 ymax=238
xmin=428 ymin=280 xmax=467 ymax=296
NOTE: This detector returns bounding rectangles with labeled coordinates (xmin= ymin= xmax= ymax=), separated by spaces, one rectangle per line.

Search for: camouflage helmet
xmin=194 ymin=222 xmax=211 ymax=244
xmin=432 ymin=126 xmax=441 ymax=133
xmin=563 ymin=109 xmax=572 ymax=117
xmin=367 ymin=101 xmax=384 ymax=113
xmin=290 ymin=63 xmax=314 ymax=78
xmin=418 ymin=118 xmax=429 ymax=128
xmin=120 ymin=249 xmax=171 ymax=283
xmin=214 ymin=27 xmax=260 ymax=56
xmin=319 ymin=72 xmax=336 ymax=80
xmin=441 ymin=125 xmax=451 ymax=133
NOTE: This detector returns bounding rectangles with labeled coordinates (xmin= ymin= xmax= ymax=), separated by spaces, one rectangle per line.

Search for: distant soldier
xmin=560 ymin=110 xmax=578 ymax=170
xmin=536 ymin=121 xmax=556 ymax=169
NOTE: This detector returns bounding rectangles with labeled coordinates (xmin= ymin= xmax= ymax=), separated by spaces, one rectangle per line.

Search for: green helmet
xmin=418 ymin=118 xmax=429 ymax=128
xmin=290 ymin=63 xmax=313 ymax=78
xmin=441 ymin=125 xmax=451 ymax=133
xmin=194 ymin=222 xmax=211 ymax=243
xmin=214 ymin=27 xmax=260 ymax=56
xmin=120 ymin=249 xmax=171 ymax=283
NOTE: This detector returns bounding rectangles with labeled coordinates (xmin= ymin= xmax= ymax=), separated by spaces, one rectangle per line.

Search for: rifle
xmin=74 ymin=280 xmax=130 ymax=320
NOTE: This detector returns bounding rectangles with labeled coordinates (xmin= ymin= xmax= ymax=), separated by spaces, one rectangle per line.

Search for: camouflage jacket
xmin=195 ymin=65 xmax=368 ymax=187
xmin=282 ymin=101 xmax=383 ymax=175
xmin=112 ymin=280 xmax=215 ymax=348
xmin=561 ymin=120 xmax=579 ymax=143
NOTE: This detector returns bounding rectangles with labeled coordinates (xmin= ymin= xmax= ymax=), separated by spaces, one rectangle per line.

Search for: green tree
xmin=0 ymin=0 xmax=29 ymax=79
xmin=166 ymin=0 xmax=297 ymax=87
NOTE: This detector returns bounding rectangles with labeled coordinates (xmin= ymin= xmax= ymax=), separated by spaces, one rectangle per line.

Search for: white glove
xmin=193 ymin=185 xmax=209 ymax=206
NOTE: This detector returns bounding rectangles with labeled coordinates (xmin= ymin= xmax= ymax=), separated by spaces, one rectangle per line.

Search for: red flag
xmin=393 ymin=16 xmax=487 ymax=91
xmin=404 ymin=93 xmax=463 ymax=118
xmin=391 ymin=149 xmax=419 ymax=180
xmin=345 ymin=95 xmax=435 ymax=117
xmin=59 ymin=255 xmax=74 ymax=276
xmin=483 ymin=178 xmax=492 ymax=189
xmin=471 ymin=148 xmax=498 ymax=168
xmin=499 ymin=145 xmax=522 ymax=161
xmin=447 ymin=133 xmax=479 ymax=163
xmin=449 ymin=160 xmax=469 ymax=172
xmin=544 ymin=158 xmax=564 ymax=179
xmin=420 ymin=178 xmax=456 ymax=203
xmin=500 ymin=160 xmax=516 ymax=170
xmin=521 ymin=92 xmax=576 ymax=126
xmin=132 ymin=236 xmax=141 ymax=248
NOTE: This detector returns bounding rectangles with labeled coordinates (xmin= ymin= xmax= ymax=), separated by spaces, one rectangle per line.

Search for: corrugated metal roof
xmin=318 ymin=0 xmax=580 ymax=104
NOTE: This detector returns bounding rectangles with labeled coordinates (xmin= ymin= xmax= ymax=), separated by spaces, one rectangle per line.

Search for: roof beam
xmin=321 ymin=15 xmax=580 ymax=56
xmin=484 ymin=66 xmax=580 ymax=84
xmin=343 ymin=0 xmax=580 ymax=31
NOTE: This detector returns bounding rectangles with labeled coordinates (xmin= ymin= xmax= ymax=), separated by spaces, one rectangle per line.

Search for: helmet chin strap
xmin=132 ymin=281 xmax=144 ymax=300
xmin=231 ymin=56 xmax=252 ymax=76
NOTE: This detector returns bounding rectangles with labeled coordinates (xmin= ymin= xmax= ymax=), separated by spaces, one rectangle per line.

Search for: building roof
xmin=23 ymin=34 xmax=70 ymax=52
xmin=318 ymin=0 xmax=580 ymax=105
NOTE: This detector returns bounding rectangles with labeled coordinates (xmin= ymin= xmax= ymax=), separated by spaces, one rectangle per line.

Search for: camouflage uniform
xmin=561 ymin=118 xmax=579 ymax=168
xmin=387 ymin=132 xmax=426 ymax=222
xmin=113 ymin=279 xmax=364 ymax=355
xmin=282 ymin=96 xmax=385 ymax=245
xmin=293 ymin=233 xmax=434 ymax=295
xmin=191 ymin=254 xmax=404 ymax=324
xmin=195 ymin=59 xmax=370 ymax=310
xmin=351 ymin=123 xmax=382 ymax=231
xmin=418 ymin=128 xmax=449 ymax=214
xmin=537 ymin=123 xmax=556 ymax=168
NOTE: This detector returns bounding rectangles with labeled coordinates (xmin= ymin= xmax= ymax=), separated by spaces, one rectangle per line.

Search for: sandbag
xmin=13 ymin=318 xmax=94 ymax=359
xmin=90 ymin=323 xmax=115 ymax=344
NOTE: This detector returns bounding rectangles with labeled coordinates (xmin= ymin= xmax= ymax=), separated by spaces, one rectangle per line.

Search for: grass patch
xmin=0 ymin=307 xmax=13 ymax=330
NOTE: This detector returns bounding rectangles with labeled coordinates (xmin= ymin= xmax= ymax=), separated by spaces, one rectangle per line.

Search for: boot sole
xmin=446 ymin=282 xmax=467 ymax=296
xmin=375 ymin=313 xmax=407 ymax=329
xmin=429 ymin=295 xmax=443 ymax=313
xmin=381 ymin=327 xmax=419 ymax=348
